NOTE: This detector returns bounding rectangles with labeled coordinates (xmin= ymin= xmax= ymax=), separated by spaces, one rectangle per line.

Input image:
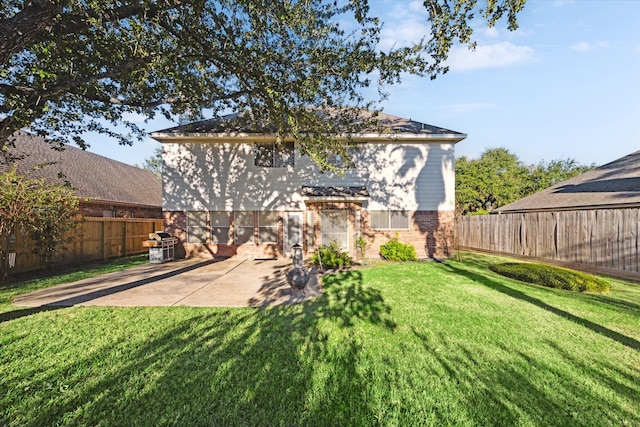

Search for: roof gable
xmin=1 ymin=131 xmax=162 ymax=207
xmin=496 ymin=150 xmax=640 ymax=212
xmin=150 ymin=110 xmax=466 ymax=142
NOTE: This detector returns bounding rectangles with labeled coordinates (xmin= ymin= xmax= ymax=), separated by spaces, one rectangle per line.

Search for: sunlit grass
xmin=0 ymin=252 xmax=638 ymax=426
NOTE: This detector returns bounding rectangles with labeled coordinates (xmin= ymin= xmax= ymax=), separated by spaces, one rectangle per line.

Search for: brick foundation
xmin=361 ymin=210 xmax=454 ymax=260
xmin=162 ymin=209 xmax=455 ymax=260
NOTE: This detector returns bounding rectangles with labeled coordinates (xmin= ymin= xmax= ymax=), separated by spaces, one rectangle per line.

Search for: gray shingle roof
xmin=152 ymin=110 xmax=465 ymax=138
xmin=1 ymin=131 xmax=162 ymax=207
xmin=301 ymin=186 xmax=370 ymax=198
xmin=495 ymin=150 xmax=640 ymax=212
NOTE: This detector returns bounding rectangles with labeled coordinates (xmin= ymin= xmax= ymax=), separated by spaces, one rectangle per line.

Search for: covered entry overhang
xmin=300 ymin=186 xmax=370 ymax=203
xmin=300 ymin=186 xmax=370 ymax=256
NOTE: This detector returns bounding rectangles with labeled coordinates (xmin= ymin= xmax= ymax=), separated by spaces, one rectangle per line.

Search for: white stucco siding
xmin=162 ymin=140 xmax=455 ymax=212
xmin=163 ymin=141 xmax=303 ymax=211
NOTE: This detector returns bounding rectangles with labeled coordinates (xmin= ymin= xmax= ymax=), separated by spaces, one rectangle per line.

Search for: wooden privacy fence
xmin=455 ymin=208 xmax=640 ymax=275
xmin=11 ymin=217 xmax=164 ymax=274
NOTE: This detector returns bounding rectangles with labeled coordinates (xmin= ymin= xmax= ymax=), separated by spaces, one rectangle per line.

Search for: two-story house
xmin=150 ymin=111 xmax=466 ymax=260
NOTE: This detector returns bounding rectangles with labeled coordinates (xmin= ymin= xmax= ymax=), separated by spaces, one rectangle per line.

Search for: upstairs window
xmin=254 ymin=142 xmax=294 ymax=168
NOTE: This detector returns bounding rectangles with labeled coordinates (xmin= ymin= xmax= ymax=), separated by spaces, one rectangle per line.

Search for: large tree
xmin=456 ymin=148 xmax=528 ymax=214
xmin=1 ymin=0 xmax=526 ymax=164
xmin=455 ymin=148 xmax=595 ymax=215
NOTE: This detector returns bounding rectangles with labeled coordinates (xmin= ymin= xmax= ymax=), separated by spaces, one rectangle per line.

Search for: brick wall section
xmin=164 ymin=210 xmax=281 ymax=259
xmin=362 ymin=210 xmax=454 ymax=260
xmin=162 ymin=209 xmax=455 ymax=260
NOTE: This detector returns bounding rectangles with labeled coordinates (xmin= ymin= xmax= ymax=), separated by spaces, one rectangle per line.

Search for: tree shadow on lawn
xmin=410 ymin=327 xmax=638 ymax=425
xmin=444 ymin=258 xmax=640 ymax=351
xmin=0 ymin=305 xmax=63 ymax=323
xmin=457 ymin=252 xmax=640 ymax=316
xmin=411 ymin=327 xmax=598 ymax=426
xmin=1 ymin=270 xmax=401 ymax=426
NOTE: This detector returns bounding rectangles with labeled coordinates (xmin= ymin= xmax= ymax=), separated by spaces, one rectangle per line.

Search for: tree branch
xmin=0 ymin=0 xmax=66 ymax=65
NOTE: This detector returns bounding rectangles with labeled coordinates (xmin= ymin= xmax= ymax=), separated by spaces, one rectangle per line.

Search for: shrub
xmin=356 ymin=235 xmax=369 ymax=260
xmin=489 ymin=262 xmax=611 ymax=293
xmin=311 ymin=242 xmax=352 ymax=269
xmin=379 ymin=238 xmax=417 ymax=262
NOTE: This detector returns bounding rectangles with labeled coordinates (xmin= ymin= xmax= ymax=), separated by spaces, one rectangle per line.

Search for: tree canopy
xmin=1 ymin=0 xmax=526 ymax=165
xmin=455 ymin=148 xmax=595 ymax=215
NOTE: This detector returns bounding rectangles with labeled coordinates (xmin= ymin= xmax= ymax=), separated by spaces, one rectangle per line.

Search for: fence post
xmin=101 ymin=220 xmax=106 ymax=259
xmin=123 ymin=220 xmax=127 ymax=257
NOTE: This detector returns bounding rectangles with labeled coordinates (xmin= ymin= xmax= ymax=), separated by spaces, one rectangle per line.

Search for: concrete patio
xmin=12 ymin=257 xmax=322 ymax=308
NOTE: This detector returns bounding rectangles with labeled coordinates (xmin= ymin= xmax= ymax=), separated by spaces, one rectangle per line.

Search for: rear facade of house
xmin=151 ymin=112 xmax=466 ymax=260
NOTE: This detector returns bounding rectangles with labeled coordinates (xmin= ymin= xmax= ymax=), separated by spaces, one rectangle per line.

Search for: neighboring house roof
xmin=495 ymin=150 xmax=640 ymax=213
xmin=150 ymin=110 xmax=466 ymax=142
xmin=1 ymin=131 xmax=162 ymax=207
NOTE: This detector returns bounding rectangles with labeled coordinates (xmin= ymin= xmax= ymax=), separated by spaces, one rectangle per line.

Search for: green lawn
xmin=1 ymin=252 xmax=638 ymax=426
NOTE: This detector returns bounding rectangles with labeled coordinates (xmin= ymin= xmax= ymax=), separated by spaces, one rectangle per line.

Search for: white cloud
xmin=569 ymin=41 xmax=610 ymax=52
xmin=570 ymin=42 xmax=591 ymax=51
xmin=378 ymin=16 xmax=429 ymax=51
xmin=446 ymin=42 xmax=534 ymax=71
xmin=408 ymin=1 xmax=423 ymax=12
xmin=480 ymin=27 xmax=501 ymax=39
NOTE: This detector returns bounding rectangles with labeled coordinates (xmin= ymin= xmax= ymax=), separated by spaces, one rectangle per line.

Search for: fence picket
xmin=9 ymin=218 xmax=164 ymax=274
xmin=456 ymin=208 xmax=640 ymax=276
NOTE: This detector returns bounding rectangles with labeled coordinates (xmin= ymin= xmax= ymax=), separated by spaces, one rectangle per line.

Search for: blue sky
xmin=86 ymin=0 xmax=640 ymax=168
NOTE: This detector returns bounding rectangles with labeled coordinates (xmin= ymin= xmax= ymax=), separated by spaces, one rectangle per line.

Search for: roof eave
xmin=150 ymin=132 xmax=467 ymax=144
xmin=494 ymin=201 xmax=640 ymax=213
xmin=81 ymin=198 xmax=162 ymax=209
xmin=302 ymin=196 xmax=369 ymax=203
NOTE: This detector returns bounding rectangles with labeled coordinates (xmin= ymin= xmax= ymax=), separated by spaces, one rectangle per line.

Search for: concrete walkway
xmin=12 ymin=257 xmax=322 ymax=308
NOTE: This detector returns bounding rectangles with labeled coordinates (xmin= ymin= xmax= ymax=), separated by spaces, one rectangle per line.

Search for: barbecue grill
xmin=143 ymin=231 xmax=178 ymax=263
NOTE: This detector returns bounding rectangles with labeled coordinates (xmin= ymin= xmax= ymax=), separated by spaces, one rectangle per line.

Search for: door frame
xmin=283 ymin=211 xmax=303 ymax=256
xmin=320 ymin=209 xmax=349 ymax=252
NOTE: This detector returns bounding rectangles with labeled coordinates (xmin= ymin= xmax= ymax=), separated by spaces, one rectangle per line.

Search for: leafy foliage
xmin=524 ymin=158 xmax=594 ymax=195
xmin=355 ymin=235 xmax=369 ymax=260
xmin=455 ymin=148 xmax=595 ymax=215
xmin=379 ymin=238 xmax=417 ymax=262
xmin=1 ymin=0 xmax=526 ymax=167
xmin=0 ymin=167 xmax=79 ymax=278
xmin=138 ymin=146 xmax=162 ymax=179
xmin=489 ymin=262 xmax=611 ymax=293
xmin=311 ymin=242 xmax=352 ymax=269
